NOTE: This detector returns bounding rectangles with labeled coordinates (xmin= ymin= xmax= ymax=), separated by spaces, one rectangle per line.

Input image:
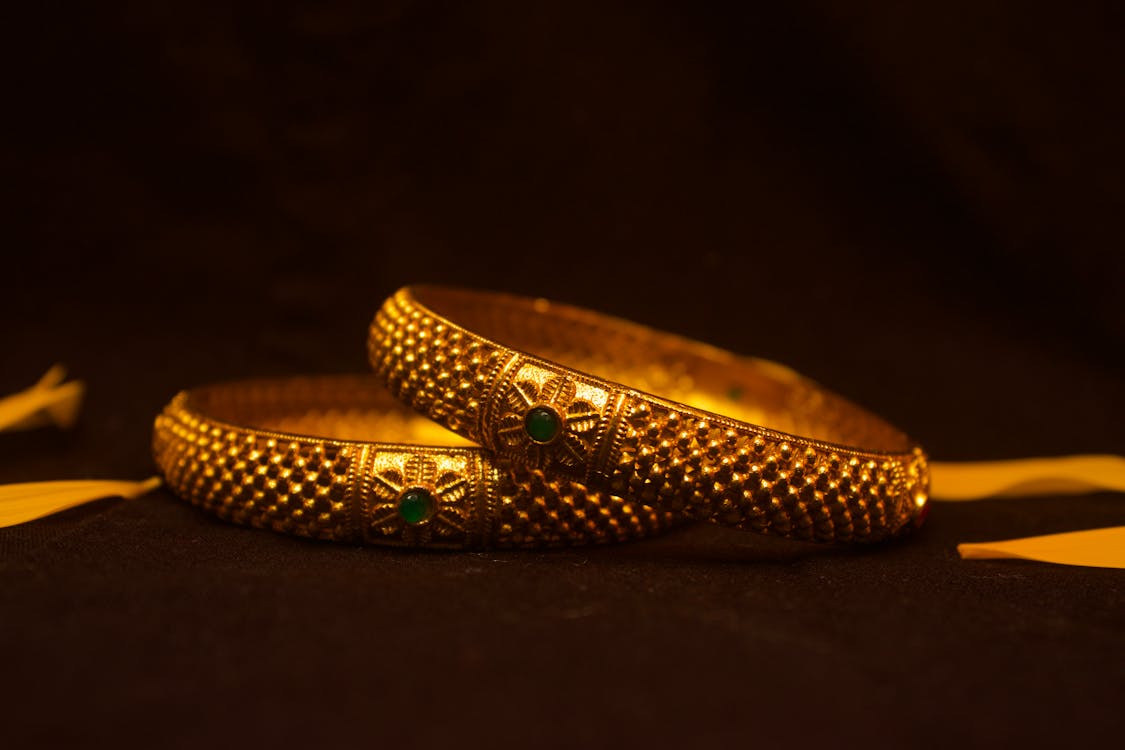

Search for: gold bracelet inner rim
xmin=183 ymin=374 xmax=478 ymax=448
xmin=410 ymin=285 xmax=914 ymax=454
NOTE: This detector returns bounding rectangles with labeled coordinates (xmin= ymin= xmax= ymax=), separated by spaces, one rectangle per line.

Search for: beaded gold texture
xmin=369 ymin=288 xmax=930 ymax=543
xmin=152 ymin=376 xmax=681 ymax=548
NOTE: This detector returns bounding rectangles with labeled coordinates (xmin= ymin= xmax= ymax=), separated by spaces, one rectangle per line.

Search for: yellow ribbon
xmin=0 ymin=477 xmax=162 ymax=527
xmin=0 ymin=367 xmax=161 ymax=527
xmin=956 ymin=527 xmax=1125 ymax=570
xmin=931 ymin=457 xmax=1125 ymax=569
xmin=931 ymin=456 xmax=1125 ymax=500
xmin=0 ymin=365 xmax=85 ymax=432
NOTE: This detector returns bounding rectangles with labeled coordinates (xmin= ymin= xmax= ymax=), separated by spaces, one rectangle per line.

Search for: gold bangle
xmin=152 ymin=374 xmax=682 ymax=548
xmin=369 ymin=286 xmax=930 ymax=543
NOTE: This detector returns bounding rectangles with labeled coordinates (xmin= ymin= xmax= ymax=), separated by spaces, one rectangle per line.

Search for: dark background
xmin=1 ymin=2 xmax=1122 ymax=747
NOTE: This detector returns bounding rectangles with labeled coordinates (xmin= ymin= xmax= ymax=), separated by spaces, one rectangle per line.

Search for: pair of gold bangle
xmin=153 ymin=286 xmax=930 ymax=549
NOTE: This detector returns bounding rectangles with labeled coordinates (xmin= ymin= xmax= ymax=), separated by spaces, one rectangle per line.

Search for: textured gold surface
xmin=369 ymin=287 xmax=930 ymax=542
xmin=152 ymin=375 xmax=681 ymax=548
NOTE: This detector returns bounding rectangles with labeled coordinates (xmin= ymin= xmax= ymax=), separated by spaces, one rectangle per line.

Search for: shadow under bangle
xmin=369 ymin=286 xmax=930 ymax=543
xmin=152 ymin=374 xmax=682 ymax=548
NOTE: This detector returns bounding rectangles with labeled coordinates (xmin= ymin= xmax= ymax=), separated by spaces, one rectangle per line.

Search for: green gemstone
xmin=398 ymin=488 xmax=436 ymax=525
xmin=524 ymin=406 xmax=562 ymax=443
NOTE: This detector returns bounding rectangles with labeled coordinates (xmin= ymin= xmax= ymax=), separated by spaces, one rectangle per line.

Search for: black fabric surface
xmin=1 ymin=3 xmax=1122 ymax=747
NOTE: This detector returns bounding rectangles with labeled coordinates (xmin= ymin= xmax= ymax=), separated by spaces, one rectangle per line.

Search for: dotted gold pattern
xmin=369 ymin=287 xmax=930 ymax=543
xmin=152 ymin=375 xmax=682 ymax=549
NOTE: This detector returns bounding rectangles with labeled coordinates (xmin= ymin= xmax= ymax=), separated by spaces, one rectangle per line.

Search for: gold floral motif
xmin=368 ymin=453 xmax=470 ymax=542
xmin=495 ymin=374 xmax=601 ymax=472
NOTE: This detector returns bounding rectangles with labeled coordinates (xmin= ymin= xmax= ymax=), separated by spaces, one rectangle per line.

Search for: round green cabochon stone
xmin=398 ymin=488 xmax=436 ymax=525
xmin=524 ymin=406 xmax=562 ymax=443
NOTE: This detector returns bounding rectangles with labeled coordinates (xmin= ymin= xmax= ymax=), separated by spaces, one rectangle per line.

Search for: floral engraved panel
xmin=366 ymin=451 xmax=473 ymax=545
xmin=492 ymin=363 xmax=610 ymax=474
